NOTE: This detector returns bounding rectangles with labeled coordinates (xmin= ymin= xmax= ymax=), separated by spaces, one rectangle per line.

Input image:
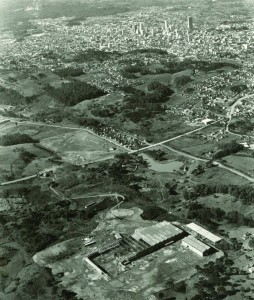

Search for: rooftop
xmin=132 ymin=221 xmax=183 ymax=246
xmin=186 ymin=222 xmax=222 ymax=243
xmin=182 ymin=235 xmax=210 ymax=253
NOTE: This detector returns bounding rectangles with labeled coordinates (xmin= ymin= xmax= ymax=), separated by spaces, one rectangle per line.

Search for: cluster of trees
xmin=213 ymin=140 xmax=244 ymax=159
xmin=191 ymin=257 xmax=238 ymax=300
xmin=229 ymin=119 xmax=254 ymax=134
xmin=127 ymin=48 xmax=168 ymax=55
xmin=174 ymin=75 xmax=192 ymax=88
xmin=91 ymin=104 xmax=120 ymax=118
xmin=19 ymin=149 xmax=37 ymax=164
xmin=183 ymin=184 xmax=254 ymax=204
xmin=121 ymin=83 xmax=173 ymax=122
xmin=108 ymin=153 xmax=147 ymax=189
xmin=74 ymin=49 xmax=119 ymax=62
xmin=147 ymin=81 xmax=174 ymax=97
xmin=0 ymin=86 xmax=35 ymax=105
xmin=0 ymin=133 xmax=39 ymax=146
xmin=187 ymin=201 xmax=254 ymax=229
xmin=54 ymin=67 xmax=85 ymax=77
xmin=145 ymin=149 xmax=167 ymax=161
xmin=141 ymin=205 xmax=168 ymax=220
xmin=160 ymin=59 xmax=239 ymax=74
xmin=46 ymin=81 xmax=106 ymax=106
xmin=34 ymin=108 xmax=72 ymax=123
xmin=230 ymin=84 xmax=247 ymax=94
xmin=141 ymin=205 xmax=177 ymax=222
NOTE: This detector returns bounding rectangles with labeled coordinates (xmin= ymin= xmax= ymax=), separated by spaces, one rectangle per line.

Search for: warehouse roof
xmin=186 ymin=222 xmax=221 ymax=243
xmin=182 ymin=235 xmax=210 ymax=253
xmin=132 ymin=221 xmax=183 ymax=246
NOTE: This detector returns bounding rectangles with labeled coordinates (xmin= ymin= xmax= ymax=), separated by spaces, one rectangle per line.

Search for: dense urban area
xmin=0 ymin=0 xmax=254 ymax=299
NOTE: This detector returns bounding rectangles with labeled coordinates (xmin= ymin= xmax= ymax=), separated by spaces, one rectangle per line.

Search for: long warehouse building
xmin=186 ymin=222 xmax=222 ymax=245
xmin=182 ymin=235 xmax=211 ymax=257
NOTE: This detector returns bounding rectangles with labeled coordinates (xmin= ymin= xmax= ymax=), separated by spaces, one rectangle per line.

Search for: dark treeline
xmin=213 ymin=140 xmax=244 ymax=159
xmin=126 ymin=48 xmax=168 ymax=55
xmin=160 ymin=59 xmax=239 ymax=73
xmin=229 ymin=119 xmax=254 ymax=134
xmin=230 ymin=84 xmax=247 ymax=94
xmin=46 ymin=81 xmax=106 ymax=106
xmin=187 ymin=202 xmax=254 ymax=229
xmin=121 ymin=83 xmax=173 ymax=122
xmin=73 ymin=49 xmax=120 ymax=62
xmin=0 ymin=133 xmax=39 ymax=146
xmin=183 ymin=184 xmax=254 ymax=204
xmin=54 ymin=67 xmax=85 ymax=77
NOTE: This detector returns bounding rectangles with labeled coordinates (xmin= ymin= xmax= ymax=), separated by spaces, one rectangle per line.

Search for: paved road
xmin=72 ymin=193 xmax=125 ymax=201
xmin=161 ymin=144 xmax=254 ymax=183
xmin=0 ymin=166 xmax=58 ymax=186
xmin=129 ymin=121 xmax=219 ymax=154
xmin=0 ymin=174 xmax=38 ymax=186
xmin=2 ymin=117 xmax=253 ymax=185
xmin=226 ymin=93 xmax=254 ymax=135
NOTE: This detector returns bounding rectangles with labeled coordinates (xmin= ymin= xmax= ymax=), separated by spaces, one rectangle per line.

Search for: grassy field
xmin=223 ymin=154 xmax=254 ymax=177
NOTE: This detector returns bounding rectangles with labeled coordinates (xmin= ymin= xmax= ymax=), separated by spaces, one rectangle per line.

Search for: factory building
xmin=182 ymin=235 xmax=211 ymax=257
xmin=121 ymin=221 xmax=185 ymax=264
xmin=132 ymin=221 xmax=185 ymax=248
xmin=186 ymin=222 xmax=222 ymax=245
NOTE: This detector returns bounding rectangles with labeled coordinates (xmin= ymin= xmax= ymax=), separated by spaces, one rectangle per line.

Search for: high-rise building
xmin=132 ymin=24 xmax=138 ymax=34
xmin=139 ymin=22 xmax=144 ymax=33
xmin=164 ymin=20 xmax=169 ymax=33
xmin=186 ymin=30 xmax=191 ymax=43
xmin=187 ymin=16 xmax=193 ymax=32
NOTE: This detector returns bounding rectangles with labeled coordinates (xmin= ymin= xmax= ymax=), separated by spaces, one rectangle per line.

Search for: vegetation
xmin=141 ymin=205 xmax=168 ymax=220
xmin=121 ymin=83 xmax=173 ymax=122
xmin=213 ymin=140 xmax=244 ymax=159
xmin=74 ymin=49 xmax=119 ymax=62
xmin=192 ymin=257 xmax=239 ymax=300
xmin=230 ymin=84 xmax=247 ymax=94
xmin=0 ymin=133 xmax=39 ymax=146
xmin=54 ymin=67 xmax=85 ymax=77
xmin=0 ymin=86 xmax=35 ymax=105
xmin=229 ymin=119 xmax=254 ymax=134
xmin=46 ymin=81 xmax=106 ymax=106
xmin=183 ymin=184 xmax=254 ymax=204
xmin=174 ymin=75 xmax=192 ymax=87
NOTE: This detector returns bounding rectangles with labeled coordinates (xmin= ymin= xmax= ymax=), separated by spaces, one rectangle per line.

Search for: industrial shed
xmin=186 ymin=222 xmax=222 ymax=245
xmin=132 ymin=221 xmax=184 ymax=247
xmin=182 ymin=235 xmax=211 ymax=257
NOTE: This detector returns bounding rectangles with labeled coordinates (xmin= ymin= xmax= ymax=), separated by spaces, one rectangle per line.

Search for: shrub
xmin=0 ymin=133 xmax=39 ymax=146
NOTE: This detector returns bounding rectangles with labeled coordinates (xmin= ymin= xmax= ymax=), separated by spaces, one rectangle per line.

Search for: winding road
xmin=161 ymin=144 xmax=254 ymax=183
xmin=225 ymin=93 xmax=254 ymax=136
xmin=1 ymin=116 xmax=253 ymax=186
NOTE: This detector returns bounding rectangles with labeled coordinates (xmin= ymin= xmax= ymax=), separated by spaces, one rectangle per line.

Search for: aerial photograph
xmin=0 ymin=0 xmax=253 ymax=299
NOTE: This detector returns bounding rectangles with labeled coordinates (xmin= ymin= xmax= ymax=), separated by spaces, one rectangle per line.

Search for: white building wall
xmin=182 ymin=240 xmax=205 ymax=257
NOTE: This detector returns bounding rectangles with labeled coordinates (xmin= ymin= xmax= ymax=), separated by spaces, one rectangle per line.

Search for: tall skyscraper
xmin=187 ymin=16 xmax=193 ymax=32
xmin=132 ymin=24 xmax=138 ymax=34
xmin=164 ymin=20 xmax=169 ymax=33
